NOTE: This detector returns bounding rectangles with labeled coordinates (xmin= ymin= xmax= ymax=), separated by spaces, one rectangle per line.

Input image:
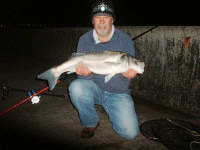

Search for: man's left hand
xmin=122 ymin=69 xmax=137 ymax=79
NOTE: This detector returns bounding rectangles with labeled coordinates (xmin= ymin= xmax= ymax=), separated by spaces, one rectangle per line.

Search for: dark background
xmin=0 ymin=0 xmax=199 ymax=27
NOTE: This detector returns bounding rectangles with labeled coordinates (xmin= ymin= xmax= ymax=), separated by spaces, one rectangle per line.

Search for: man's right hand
xmin=76 ymin=63 xmax=92 ymax=76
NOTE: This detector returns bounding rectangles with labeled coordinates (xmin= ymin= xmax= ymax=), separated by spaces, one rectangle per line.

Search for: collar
xmin=93 ymin=25 xmax=115 ymax=44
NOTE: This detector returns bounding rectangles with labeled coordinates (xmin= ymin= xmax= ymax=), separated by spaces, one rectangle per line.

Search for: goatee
xmin=96 ymin=24 xmax=111 ymax=37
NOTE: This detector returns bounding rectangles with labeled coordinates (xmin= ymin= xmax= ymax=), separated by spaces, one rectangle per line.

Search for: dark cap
xmin=90 ymin=0 xmax=115 ymax=20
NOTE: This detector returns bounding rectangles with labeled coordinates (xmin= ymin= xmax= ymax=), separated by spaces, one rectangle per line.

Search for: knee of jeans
xmin=68 ymin=79 xmax=85 ymax=98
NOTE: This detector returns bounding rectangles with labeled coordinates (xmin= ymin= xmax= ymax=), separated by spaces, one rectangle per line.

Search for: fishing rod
xmin=1 ymin=85 xmax=65 ymax=100
xmin=132 ymin=26 xmax=159 ymax=41
xmin=0 ymin=80 xmax=61 ymax=116
xmin=0 ymin=72 xmax=75 ymax=116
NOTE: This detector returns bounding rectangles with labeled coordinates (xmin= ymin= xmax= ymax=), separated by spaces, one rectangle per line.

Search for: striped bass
xmin=37 ymin=50 xmax=145 ymax=90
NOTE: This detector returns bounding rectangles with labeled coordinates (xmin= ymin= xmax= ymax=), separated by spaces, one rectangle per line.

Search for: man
xmin=68 ymin=0 xmax=139 ymax=140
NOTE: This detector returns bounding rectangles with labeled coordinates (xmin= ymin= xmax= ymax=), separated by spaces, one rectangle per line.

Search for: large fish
xmin=37 ymin=50 xmax=145 ymax=90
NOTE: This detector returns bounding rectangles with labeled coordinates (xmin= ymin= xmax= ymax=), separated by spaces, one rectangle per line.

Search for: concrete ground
xmin=1 ymin=55 xmax=199 ymax=150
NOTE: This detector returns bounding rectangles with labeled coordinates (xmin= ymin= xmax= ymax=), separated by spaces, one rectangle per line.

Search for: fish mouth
xmin=137 ymin=68 xmax=144 ymax=74
xmin=137 ymin=62 xmax=145 ymax=74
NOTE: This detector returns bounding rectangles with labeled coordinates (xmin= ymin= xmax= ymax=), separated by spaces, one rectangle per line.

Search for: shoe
xmin=81 ymin=122 xmax=100 ymax=138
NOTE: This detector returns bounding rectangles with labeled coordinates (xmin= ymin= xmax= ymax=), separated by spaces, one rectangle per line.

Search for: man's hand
xmin=76 ymin=63 xmax=92 ymax=76
xmin=122 ymin=68 xmax=137 ymax=79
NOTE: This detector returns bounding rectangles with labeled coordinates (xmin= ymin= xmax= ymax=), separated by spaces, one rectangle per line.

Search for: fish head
xmin=129 ymin=58 xmax=145 ymax=74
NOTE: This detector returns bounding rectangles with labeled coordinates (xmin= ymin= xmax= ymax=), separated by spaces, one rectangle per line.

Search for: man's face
xmin=92 ymin=15 xmax=113 ymax=37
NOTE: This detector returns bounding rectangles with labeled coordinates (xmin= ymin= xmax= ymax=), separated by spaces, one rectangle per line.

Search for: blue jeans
xmin=68 ymin=79 xmax=139 ymax=140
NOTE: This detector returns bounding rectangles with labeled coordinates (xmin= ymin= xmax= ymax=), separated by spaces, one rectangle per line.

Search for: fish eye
xmin=120 ymin=54 xmax=128 ymax=60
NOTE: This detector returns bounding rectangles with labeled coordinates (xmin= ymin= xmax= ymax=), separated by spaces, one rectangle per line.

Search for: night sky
xmin=0 ymin=0 xmax=199 ymax=27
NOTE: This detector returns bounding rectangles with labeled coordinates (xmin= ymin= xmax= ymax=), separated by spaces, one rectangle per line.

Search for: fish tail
xmin=37 ymin=69 xmax=59 ymax=90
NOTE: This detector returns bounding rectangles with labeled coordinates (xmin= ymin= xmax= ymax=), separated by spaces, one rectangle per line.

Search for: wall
xmin=125 ymin=26 xmax=200 ymax=115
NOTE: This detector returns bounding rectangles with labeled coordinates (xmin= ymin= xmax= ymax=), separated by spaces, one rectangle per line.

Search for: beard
xmin=95 ymin=24 xmax=111 ymax=37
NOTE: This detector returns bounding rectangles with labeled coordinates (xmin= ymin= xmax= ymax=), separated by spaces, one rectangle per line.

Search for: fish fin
xmin=37 ymin=69 xmax=59 ymax=91
xmin=105 ymin=73 xmax=116 ymax=83
xmin=69 ymin=52 xmax=85 ymax=59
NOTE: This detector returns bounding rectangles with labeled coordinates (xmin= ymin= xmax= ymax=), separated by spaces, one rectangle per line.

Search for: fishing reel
xmin=27 ymin=90 xmax=41 ymax=104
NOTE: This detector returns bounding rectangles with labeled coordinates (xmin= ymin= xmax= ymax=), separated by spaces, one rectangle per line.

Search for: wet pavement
xmin=1 ymin=56 xmax=199 ymax=150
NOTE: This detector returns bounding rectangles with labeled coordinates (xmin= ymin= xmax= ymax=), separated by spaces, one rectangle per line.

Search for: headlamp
xmin=100 ymin=5 xmax=106 ymax=12
xmin=99 ymin=4 xmax=106 ymax=12
xmin=93 ymin=2 xmax=113 ymax=13
xmin=91 ymin=1 xmax=115 ymax=20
